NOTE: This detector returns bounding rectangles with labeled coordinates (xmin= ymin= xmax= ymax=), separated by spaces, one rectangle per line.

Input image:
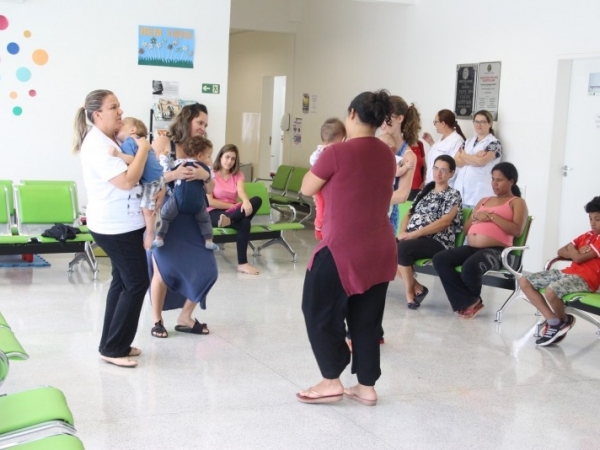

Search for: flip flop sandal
xmin=129 ymin=347 xmax=142 ymax=357
xmin=174 ymin=319 xmax=209 ymax=335
xmin=296 ymin=391 xmax=343 ymax=404
xmin=100 ymin=355 xmax=138 ymax=368
xmin=151 ymin=320 xmax=168 ymax=338
xmin=459 ymin=301 xmax=484 ymax=319
xmin=407 ymin=301 xmax=420 ymax=309
xmin=343 ymin=389 xmax=377 ymax=406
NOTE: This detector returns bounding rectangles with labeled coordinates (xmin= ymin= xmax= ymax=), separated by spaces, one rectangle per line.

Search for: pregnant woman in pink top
xmin=432 ymin=162 xmax=528 ymax=318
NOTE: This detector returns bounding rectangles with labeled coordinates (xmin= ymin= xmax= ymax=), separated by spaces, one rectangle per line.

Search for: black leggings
xmin=397 ymin=237 xmax=445 ymax=267
xmin=209 ymin=196 xmax=262 ymax=264
xmin=302 ymin=247 xmax=388 ymax=386
xmin=432 ymin=246 xmax=503 ymax=311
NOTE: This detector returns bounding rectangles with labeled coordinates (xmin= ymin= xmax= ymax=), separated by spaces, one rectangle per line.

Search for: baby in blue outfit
xmin=109 ymin=117 xmax=164 ymax=249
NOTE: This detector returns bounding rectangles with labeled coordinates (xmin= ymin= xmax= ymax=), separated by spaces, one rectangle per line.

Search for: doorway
xmin=558 ymin=58 xmax=600 ymax=245
xmin=258 ymin=75 xmax=287 ymax=179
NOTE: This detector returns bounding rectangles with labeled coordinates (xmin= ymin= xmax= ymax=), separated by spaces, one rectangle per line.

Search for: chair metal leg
xmin=256 ymin=234 xmax=298 ymax=263
xmin=494 ymin=284 xmax=526 ymax=323
xmin=68 ymin=242 xmax=99 ymax=280
xmin=249 ymin=241 xmax=259 ymax=257
xmin=0 ymin=420 xmax=77 ymax=450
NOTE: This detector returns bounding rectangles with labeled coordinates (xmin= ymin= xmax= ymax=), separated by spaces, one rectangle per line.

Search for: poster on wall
xmin=138 ymin=25 xmax=195 ymax=68
xmin=302 ymin=93 xmax=310 ymax=114
xmin=454 ymin=64 xmax=477 ymax=118
xmin=588 ymin=73 xmax=600 ymax=95
xmin=293 ymin=117 xmax=303 ymax=146
xmin=476 ymin=61 xmax=502 ymax=120
xmin=310 ymin=94 xmax=318 ymax=114
xmin=152 ymin=80 xmax=179 ymax=97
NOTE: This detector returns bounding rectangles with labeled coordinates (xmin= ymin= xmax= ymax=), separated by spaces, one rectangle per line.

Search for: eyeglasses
xmin=432 ymin=166 xmax=450 ymax=174
xmin=433 ymin=120 xmax=440 ymax=125
xmin=472 ymin=120 xmax=489 ymax=125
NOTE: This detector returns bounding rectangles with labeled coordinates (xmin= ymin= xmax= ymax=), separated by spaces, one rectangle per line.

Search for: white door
xmin=258 ymin=76 xmax=275 ymax=180
xmin=270 ymin=76 xmax=287 ymax=173
xmin=558 ymin=58 xmax=600 ymax=245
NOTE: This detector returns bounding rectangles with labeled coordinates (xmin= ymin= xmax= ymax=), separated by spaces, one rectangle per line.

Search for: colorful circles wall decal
xmin=16 ymin=67 xmax=31 ymax=81
xmin=0 ymin=15 xmax=50 ymax=116
xmin=32 ymin=49 xmax=48 ymax=65
xmin=7 ymin=42 xmax=19 ymax=54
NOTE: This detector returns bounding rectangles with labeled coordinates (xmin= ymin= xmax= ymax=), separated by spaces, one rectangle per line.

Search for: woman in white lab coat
xmin=422 ymin=109 xmax=465 ymax=185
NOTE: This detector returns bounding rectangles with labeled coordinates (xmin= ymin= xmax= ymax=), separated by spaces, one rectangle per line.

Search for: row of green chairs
xmin=212 ymin=182 xmax=304 ymax=262
xmin=397 ymin=201 xmax=535 ymax=322
xmin=257 ymin=165 xmax=313 ymax=223
xmin=0 ymin=313 xmax=84 ymax=449
xmin=0 ymin=180 xmax=98 ymax=279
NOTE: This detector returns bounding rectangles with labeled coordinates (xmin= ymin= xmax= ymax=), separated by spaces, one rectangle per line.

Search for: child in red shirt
xmin=519 ymin=196 xmax=600 ymax=346
xmin=309 ymin=118 xmax=346 ymax=240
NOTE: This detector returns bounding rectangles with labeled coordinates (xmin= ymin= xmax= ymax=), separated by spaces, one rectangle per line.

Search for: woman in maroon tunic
xmin=297 ymin=90 xmax=398 ymax=406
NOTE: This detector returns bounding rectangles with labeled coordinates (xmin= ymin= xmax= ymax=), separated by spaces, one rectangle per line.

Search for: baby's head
xmin=585 ymin=196 xmax=600 ymax=235
xmin=117 ymin=117 xmax=147 ymax=142
xmin=184 ymin=136 xmax=213 ymax=166
xmin=320 ymin=118 xmax=346 ymax=145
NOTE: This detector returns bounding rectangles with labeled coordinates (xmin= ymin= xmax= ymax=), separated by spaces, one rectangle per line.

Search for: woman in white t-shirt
xmin=422 ymin=109 xmax=465 ymax=185
xmin=74 ymin=89 xmax=153 ymax=368
xmin=453 ymin=110 xmax=502 ymax=208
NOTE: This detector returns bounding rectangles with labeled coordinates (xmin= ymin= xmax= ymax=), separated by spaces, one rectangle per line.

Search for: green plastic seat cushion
xmin=0 ymin=235 xmax=29 ymax=244
xmin=0 ymin=327 xmax=28 ymax=360
xmin=0 ymin=387 xmax=74 ymax=435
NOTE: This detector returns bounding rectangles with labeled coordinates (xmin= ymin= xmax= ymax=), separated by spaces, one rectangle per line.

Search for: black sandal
xmin=151 ymin=320 xmax=168 ymax=338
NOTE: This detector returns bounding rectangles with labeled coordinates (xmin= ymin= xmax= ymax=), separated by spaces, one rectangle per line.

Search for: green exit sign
xmin=202 ymin=83 xmax=220 ymax=94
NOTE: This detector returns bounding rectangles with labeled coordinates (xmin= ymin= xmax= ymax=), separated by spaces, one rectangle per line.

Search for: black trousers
xmin=302 ymin=247 xmax=389 ymax=386
xmin=90 ymin=227 xmax=149 ymax=358
xmin=397 ymin=237 xmax=445 ymax=266
xmin=432 ymin=246 xmax=503 ymax=311
xmin=209 ymin=196 xmax=262 ymax=264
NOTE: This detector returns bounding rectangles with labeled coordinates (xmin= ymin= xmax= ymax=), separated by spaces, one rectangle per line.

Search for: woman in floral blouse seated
xmin=396 ymin=154 xmax=462 ymax=309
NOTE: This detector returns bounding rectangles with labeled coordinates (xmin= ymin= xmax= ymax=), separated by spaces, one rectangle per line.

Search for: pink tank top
xmin=468 ymin=197 xmax=516 ymax=247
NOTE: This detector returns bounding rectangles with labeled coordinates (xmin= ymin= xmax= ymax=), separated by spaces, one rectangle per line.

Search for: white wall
xmin=230 ymin=0 xmax=301 ymax=33
xmin=0 ymin=0 xmax=231 ymax=205
xmin=282 ymin=0 xmax=600 ymax=269
xmin=226 ymin=31 xmax=295 ymax=172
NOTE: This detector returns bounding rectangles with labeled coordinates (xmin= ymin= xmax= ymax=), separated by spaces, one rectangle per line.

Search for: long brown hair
xmin=437 ymin=109 xmax=466 ymax=140
xmin=167 ymin=103 xmax=208 ymax=144
xmin=213 ymin=144 xmax=240 ymax=175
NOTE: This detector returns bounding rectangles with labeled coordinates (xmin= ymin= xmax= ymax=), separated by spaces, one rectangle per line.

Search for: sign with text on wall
xmin=138 ymin=25 xmax=195 ymax=69
xmin=476 ymin=61 xmax=501 ymax=120
xmin=454 ymin=64 xmax=477 ymax=119
xmin=454 ymin=61 xmax=502 ymax=120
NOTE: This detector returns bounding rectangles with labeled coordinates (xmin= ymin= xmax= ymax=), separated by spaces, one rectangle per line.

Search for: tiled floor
xmin=1 ymin=229 xmax=600 ymax=450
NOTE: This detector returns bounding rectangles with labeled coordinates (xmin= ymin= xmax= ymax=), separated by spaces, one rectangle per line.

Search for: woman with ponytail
xmin=297 ymin=90 xmax=398 ymax=406
xmin=422 ymin=109 xmax=465 ymax=184
xmin=74 ymin=89 xmax=152 ymax=368
xmin=380 ymin=96 xmax=418 ymax=232
xmin=396 ymin=154 xmax=462 ymax=309
xmin=432 ymin=162 xmax=528 ymax=319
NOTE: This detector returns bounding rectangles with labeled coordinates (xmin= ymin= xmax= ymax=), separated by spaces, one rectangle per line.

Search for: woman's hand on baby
xmin=241 ymin=200 xmax=253 ymax=215
xmin=152 ymin=187 xmax=166 ymax=215
xmin=185 ymin=163 xmax=210 ymax=182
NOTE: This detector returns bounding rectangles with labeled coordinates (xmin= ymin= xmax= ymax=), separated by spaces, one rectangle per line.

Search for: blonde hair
xmin=122 ymin=117 xmax=148 ymax=138
xmin=72 ymin=89 xmax=113 ymax=153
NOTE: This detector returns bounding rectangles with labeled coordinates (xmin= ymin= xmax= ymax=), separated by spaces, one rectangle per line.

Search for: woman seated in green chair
xmin=432 ymin=162 xmax=528 ymax=319
xmin=396 ymin=154 xmax=462 ymax=309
